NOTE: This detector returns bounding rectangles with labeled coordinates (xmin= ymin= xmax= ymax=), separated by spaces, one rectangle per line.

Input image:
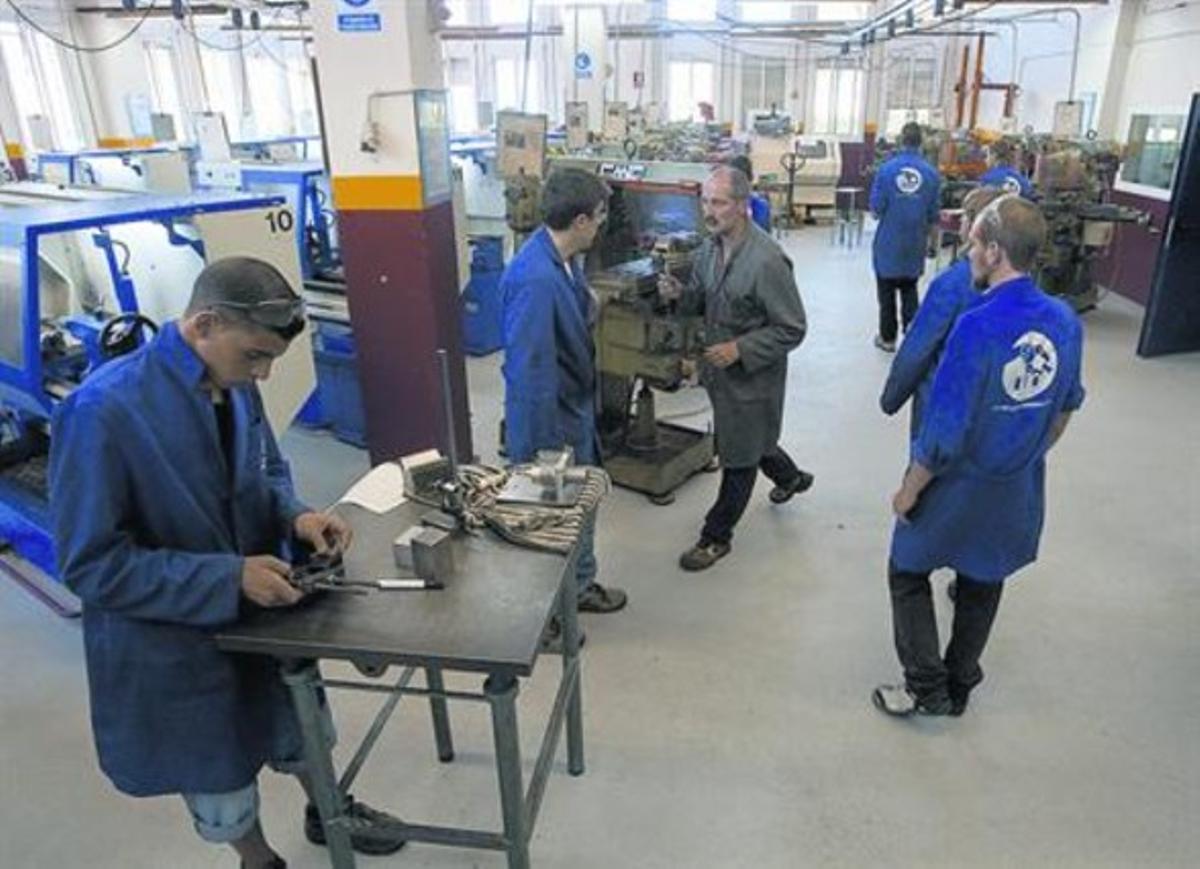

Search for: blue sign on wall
xmin=338 ymin=0 xmax=381 ymax=33
xmin=574 ymin=51 xmax=594 ymax=80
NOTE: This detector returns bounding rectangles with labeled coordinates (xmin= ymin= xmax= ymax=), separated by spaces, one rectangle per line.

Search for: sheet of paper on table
xmin=337 ymin=462 xmax=408 ymax=514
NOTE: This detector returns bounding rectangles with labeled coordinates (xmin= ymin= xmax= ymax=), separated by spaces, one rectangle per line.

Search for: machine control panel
xmin=597 ymin=162 xmax=647 ymax=181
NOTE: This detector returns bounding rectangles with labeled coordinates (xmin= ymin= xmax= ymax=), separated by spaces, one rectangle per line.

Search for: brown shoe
xmin=679 ymin=540 xmax=731 ymax=572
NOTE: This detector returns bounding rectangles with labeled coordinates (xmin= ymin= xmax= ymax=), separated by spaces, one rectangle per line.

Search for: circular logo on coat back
xmin=1002 ymin=176 xmax=1023 ymax=195
xmin=1002 ymin=331 xmax=1058 ymax=402
xmin=896 ymin=167 xmax=923 ymax=194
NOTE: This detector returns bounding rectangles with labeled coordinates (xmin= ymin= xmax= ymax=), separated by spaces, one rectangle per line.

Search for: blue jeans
xmin=575 ymin=513 xmax=597 ymax=593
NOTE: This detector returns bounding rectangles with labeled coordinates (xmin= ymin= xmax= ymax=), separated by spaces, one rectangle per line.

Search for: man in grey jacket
xmin=660 ymin=166 xmax=811 ymax=571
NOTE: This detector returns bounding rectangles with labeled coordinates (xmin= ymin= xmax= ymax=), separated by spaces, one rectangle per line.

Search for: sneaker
xmin=679 ymin=540 xmax=731 ymax=572
xmin=304 ymin=797 xmax=406 ymax=856
xmin=769 ymin=470 xmax=815 ymax=504
xmin=871 ymin=683 xmax=953 ymax=717
xmin=578 ymin=582 xmax=628 ymax=614
xmin=873 ymin=334 xmax=896 ymax=353
xmin=540 ymin=615 xmax=586 ymax=654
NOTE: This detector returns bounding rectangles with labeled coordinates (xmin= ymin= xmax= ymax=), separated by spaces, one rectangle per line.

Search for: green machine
xmin=551 ymin=156 xmax=716 ymax=504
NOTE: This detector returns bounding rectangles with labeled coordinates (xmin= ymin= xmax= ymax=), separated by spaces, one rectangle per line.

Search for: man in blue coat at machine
xmin=659 ymin=165 xmax=811 ymax=572
xmin=879 ymin=184 xmax=1007 ymax=436
xmin=870 ymin=122 xmax=942 ymax=353
xmin=501 ymin=168 xmax=629 ymax=641
xmin=873 ymin=196 xmax=1085 ymax=718
xmin=51 ymin=257 xmax=405 ymax=867
xmin=979 ymin=139 xmax=1035 ymax=199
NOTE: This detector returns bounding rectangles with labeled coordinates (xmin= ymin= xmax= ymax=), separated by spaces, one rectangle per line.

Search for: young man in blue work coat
xmin=879 ymin=185 xmax=1007 ymax=436
xmin=979 ymin=139 xmax=1035 ymax=199
xmin=51 ymin=258 xmax=405 ymax=867
xmin=501 ymin=168 xmax=629 ymax=638
xmin=873 ymin=196 xmax=1085 ymax=718
xmin=870 ymin=122 xmax=942 ymax=353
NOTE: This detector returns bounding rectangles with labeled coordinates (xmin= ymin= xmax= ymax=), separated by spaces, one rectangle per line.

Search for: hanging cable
xmin=3 ymin=0 xmax=157 ymax=53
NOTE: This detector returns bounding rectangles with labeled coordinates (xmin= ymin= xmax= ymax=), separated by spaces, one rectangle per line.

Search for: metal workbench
xmin=215 ymin=499 xmax=586 ymax=868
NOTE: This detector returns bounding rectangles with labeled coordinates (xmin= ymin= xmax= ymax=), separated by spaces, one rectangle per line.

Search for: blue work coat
xmin=880 ymin=257 xmax=981 ymax=436
xmin=50 ymin=322 xmax=309 ymax=797
xmin=979 ymin=166 xmax=1034 ymax=199
xmin=870 ymin=148 xmax=942 ymax=279
xmin=501 ymin=227 xmax=599 ymax=464
xmin=891 ymin=276 xmax=1085 ymax=582
xmin=749 ymin=194 xmax=772 ymax=232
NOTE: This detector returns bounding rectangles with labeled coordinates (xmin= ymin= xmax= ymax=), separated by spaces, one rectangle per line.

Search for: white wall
xmin=1114 ymin=0 xmax=1200 ymax=141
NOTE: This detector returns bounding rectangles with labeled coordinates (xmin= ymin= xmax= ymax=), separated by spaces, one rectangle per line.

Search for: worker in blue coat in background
xmin=51 ymin=258 xmax=405 ymax=867
xmin=729 ymin=154 xmax=772 ymax=233
xmin=979 ymin=139 xmax=1034 ymax=199
xmin=870 ymin=122 xmax=942 ymax=353
xmin=873 ymin=197 xmax=1085 ymax=719
xmin=880 ymin=185 xmax=1007 ymax=436
xmin=501 ymin=168 xmax=629 ymax=637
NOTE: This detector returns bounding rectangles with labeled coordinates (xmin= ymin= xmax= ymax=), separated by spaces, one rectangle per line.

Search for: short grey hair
xmin=707 ymin=164 xmax=751 ymax=202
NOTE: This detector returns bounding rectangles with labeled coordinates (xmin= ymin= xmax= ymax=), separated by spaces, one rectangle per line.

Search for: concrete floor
xmin=1 ymin=227 xmax=1197 ymax=868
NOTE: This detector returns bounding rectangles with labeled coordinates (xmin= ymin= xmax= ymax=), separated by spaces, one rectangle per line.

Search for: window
xmin=446 ymin=57 xmax=477 ymax=132
xmin=886 ymin=55 xmax=937 ymax=109
xmin=812 ymin=62 xmax=863 ymax=136
xmin=246 ymin=51 xmax=290 ymax=137
xmin=199 ymin=46 xmax=243 ymax=140
xmin=0 ymin=23 xmax=49 ymax=148
xmin=667 ymin=0 xmax=717 ymax=22
xmin=494 ymin=57 xmax=541 ymax=113
xmin=815 ymin=3 xmax=870 ymax=21
xmin=489 ymin=0 xmax=529 ymax=25
xmin=446 ymin=0 xmax=471 ymax=24
xmin=32 ymin=33 xmax=83 ymax=150
xmin=741 ymin=56 xmax=787 ymax=116
xmin=1121 ymin=114 xmax=1186 ymax=190
xmin=0 ymin=23 xmax=85 ymax=150
xmin=740 ymin=2 xmax=793 ymax=22
xmin=144 ymin=43 xmax=185 ymax=140
xmin=283 ymin=44 xmax=318 ymax=136
xmin=668 ymin=61 xmax=714 ymax=122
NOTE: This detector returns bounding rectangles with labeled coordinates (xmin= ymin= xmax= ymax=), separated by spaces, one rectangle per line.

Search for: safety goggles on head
xmin=215 ymin=297 xmax=306 ymax=339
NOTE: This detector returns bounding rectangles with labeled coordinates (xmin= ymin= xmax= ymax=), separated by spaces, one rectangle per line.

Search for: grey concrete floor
xmin=2 ymin=227 xmax=1197 ymax=868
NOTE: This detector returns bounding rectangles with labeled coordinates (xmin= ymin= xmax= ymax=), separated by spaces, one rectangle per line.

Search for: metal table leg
xmin=559 ymin=582 xmax=585 ymax=777
xmin=485 ymin=674 xmax=530 ymax=869
xmin=282 ymin=662 xmax=355 ymax=869
xmin=425 ymin=666 xmax=455 ymax=762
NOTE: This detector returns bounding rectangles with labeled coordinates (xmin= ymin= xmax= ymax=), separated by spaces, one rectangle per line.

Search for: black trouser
xmin=701 ymin=446 xmax=800 ymax=545
xmin=876 ymin=277 xmax=919 ymax=343
xmin=888 ymin=566 xmax=1004 ymax=707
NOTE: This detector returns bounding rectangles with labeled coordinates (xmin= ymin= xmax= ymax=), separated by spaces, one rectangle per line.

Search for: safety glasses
xmin=215 ymin=297 xmax=306 ymax=339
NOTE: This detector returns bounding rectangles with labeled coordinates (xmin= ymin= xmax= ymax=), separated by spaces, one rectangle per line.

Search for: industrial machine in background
xmin=1028 ymin=138 xmax=1148 ymax=311
xmin=550 ymin=156 xmax=715 ymax=503
xmin=0 ymin=183 xmax=312 ymax=613
xmin=751 ymin=134 xmax=842 ymax=228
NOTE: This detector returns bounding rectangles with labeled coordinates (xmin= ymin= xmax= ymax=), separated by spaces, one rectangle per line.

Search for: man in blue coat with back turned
xmin=873 ymin=197 xmax=1085 ymax=719
xmin=880 ymin=184 xmax=1006 ymax=436
xmin=870 ymin=122 xmax=942 ymax=353
xmin=979 ymin=139 xmax=1034 ymax=199
xmin=51 ymin=258 xmax=404 ymax=867
xmin=501 ymin=168 xmax=629 ymax=642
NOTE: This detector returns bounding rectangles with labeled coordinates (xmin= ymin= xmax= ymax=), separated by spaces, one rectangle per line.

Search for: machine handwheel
xmin=100 ymin=313 xmax=159 ymax=360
